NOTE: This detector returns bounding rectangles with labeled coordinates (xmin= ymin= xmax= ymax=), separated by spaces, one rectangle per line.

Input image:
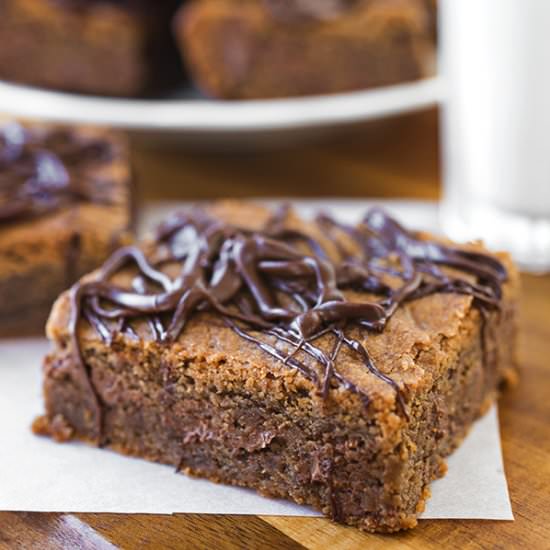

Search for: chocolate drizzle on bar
xmin=67 ymin=205 xmax=507 ymax=441
xmin=0 ymin=122 xmax=114 ymax=223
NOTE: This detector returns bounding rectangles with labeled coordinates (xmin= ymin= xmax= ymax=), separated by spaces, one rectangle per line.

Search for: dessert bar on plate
xmin=34 ymin=201 xmax=518 ymax=532
xmin=0 ymin=0 xmax=436 ymax=100
xmin=0 ymin=120 xmax=132 ymax=335
xmin=0 ymin=0 xmax=181 ymax=96
xmin=175 ymin=0 xmax=434 ymax=99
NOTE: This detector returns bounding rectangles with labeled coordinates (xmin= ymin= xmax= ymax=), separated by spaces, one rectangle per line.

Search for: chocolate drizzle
xmin=67 ymin=205 xmax=507 ymax=441
xmin=0 ymin=121 xmax=114 ymax=224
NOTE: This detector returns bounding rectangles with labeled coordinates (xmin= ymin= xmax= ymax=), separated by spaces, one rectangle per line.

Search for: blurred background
xmin=0 ymin=0 xmax=440 ymax=198
xmin=0 ymin=0 xmax=549 ymax=271
xmin=131 ymin=110 xmax=439 ymax=203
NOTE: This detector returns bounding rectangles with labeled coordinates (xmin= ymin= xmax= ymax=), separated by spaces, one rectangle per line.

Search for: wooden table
xmin=2 ymin=110 xmax=549 ymax=550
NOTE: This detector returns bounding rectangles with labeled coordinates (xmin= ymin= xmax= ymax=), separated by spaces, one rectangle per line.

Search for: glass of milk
xmin=440 ymin=0 xmax=550 ymax=272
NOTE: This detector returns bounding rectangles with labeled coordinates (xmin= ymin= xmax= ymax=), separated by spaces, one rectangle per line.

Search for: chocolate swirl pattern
xmin=0 ymin=122 xmax=114 ymax=223
xmin=67 ymin=206 xmax=507 ymax=439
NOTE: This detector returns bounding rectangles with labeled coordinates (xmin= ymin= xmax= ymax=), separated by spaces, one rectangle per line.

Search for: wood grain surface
xmin=2 ymin=110 xmax=549 ymax=550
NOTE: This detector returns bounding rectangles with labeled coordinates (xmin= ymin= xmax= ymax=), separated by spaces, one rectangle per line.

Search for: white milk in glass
xmin=440 ymin=0 xmax=550 ymax=272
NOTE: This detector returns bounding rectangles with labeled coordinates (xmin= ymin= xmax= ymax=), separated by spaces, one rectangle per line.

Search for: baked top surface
xmin=176 ymin=0 xmax=433 ymax=99
xmin=263 ymin=0 xmax=430 ymax=31
xmin=46 ymin=201 xmax=517 ymax=417
xmin=177 ymin=0 xmax=431 ymax=45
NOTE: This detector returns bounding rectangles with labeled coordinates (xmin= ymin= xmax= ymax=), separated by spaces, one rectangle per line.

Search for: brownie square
xmin=174 ymin=0 xmax=434 ymax=99
xmin=0 ymin=0 xmax=181 ymax=97
xmin=34 ymin=201 xmax=518 ymax=532
xmin=0 ymin=120 xmax=133 ymax=335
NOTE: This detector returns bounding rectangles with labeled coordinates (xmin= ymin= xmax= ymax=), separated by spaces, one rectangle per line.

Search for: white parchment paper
xmin=0 ymin=201 xmax=514 ymax=520
xmin=0 ymin=340 xmax=513 ymax=519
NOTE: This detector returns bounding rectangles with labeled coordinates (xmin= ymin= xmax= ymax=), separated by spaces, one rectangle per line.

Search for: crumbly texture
xmin=35 ymin=201 xmax=519 ymax=533
xmin=0 ymin=0 xmax=181 ymax=96
xmin=0 ymin=123 xmax=133 ymax=335
xmin=175 ymin=0 xmax=434 ymax=99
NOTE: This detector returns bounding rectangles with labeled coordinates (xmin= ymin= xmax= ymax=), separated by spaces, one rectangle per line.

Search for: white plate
xmin=0 ymin=78 xmax=442 ymax=146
